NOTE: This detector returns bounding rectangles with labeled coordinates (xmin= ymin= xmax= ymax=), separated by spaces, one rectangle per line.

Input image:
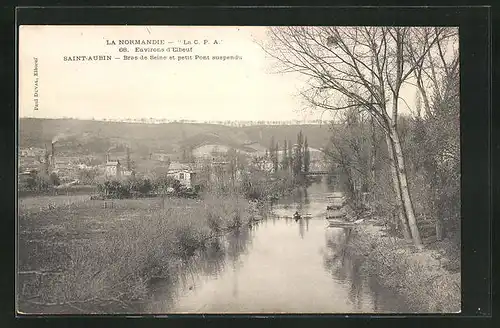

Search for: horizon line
xmin=19 ymin=116 xmax=333 ymax=126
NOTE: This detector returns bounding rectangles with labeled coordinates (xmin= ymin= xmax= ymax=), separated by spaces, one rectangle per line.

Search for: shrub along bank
xmin=95 ymin=176 xmax=201 ymax=200
xmin=350 ymin=223 xmax=461 ymax=313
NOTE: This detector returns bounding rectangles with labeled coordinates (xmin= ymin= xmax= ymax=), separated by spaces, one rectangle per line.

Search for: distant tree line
xmin=24 ymin=116 xmax=327 ymax=126
xmin=19 ymin=170 xmax=60 ymax=192
xmin=267 ymin=131 xmax=311 ymax=179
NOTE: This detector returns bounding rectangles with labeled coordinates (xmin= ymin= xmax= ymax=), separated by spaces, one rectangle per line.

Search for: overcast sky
xmin=19 ymin=26 xmax=441 ymax=122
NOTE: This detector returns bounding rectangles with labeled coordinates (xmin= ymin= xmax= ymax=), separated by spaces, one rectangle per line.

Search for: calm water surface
xmin=144 ymin=182 xmax=411 ymax=313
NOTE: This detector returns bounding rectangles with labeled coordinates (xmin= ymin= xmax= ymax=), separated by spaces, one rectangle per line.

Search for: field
xmin=18 ymin=185 xmax=98 ymax=199
xmin=18 ymin=194 xmax=90 ymax=212
xmin=17 ymin=194 xmax=255 ymax=314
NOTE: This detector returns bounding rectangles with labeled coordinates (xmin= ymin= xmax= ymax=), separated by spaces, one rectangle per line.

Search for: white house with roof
xmin=105 ymin=155 xmax=122 ymax=178
xmin=167 ymin=161 xmax=196 ymax=188
xmin=151 ymin=153 xmax=171 ymax=162
xmin=19 ymin=147 xmax=46 ymax=157
xmin=122 ymin=169 xmax=133 ymax=177
xmin=192 ymin=143 xmax=232 ymax=159
xmin=243 ymin=141 xmax=268 ymax=156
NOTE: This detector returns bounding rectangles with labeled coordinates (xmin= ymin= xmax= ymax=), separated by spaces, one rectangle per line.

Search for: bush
xmin=49 ymin=172 xmax=60 ymax=186
xmin=153 ymin=175 xmax=178 ymax=194
xmin=239 ymin=169 xmax=297 ymax=202
xmin=25 ymin=171 xmax=52 ymax=192
xmin=78 ymin=168 xmax=98 ymax=185
xmin=97 ymin=180 xmax=130 ymax=199
xmin=96 ymin=176 xmax=200 ymax=200
xmin=136 ymin=178 xmax=153 ymax=195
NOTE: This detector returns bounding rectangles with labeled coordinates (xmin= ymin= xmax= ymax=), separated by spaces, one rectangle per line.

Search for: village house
xmin=167 ymin=162 xmax=196 ymax=189
xmin=19 ymin=147 xmax=46 ymax=157
xmin=51 ymin=158 xmax=76 ymax=182
xmin=243 ymin=141 xmax=268 ymax=156
xmin=77 ymin=163 xmax=91 ymax=170
xmin=191 ymin=143 xmax=232 ymax=160
xmin=151 ymin=152 xmax=171 ymax=162
xmin=53 ymin=157 xmax=73 ymax=170
xmin=122 ymin=169 xmax=133 ymax=177
xmin=261 ymin=159 xmax=274 ymax=172
xmin=105 ymin=155 xmax=122 ymax=178
xmin=18 ymin=171 xmax=32 ymax=185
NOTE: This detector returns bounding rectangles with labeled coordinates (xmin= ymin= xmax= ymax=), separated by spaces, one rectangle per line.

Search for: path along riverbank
xmin=349 ymin=222 xmax=461 ymax=313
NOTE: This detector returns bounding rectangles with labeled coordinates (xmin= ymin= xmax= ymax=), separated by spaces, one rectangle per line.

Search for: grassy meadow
xmin=17 ymin=193 xmax=256 ymax=314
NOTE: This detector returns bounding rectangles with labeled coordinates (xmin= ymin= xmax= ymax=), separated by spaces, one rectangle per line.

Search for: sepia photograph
xmin=17 ymin=25 xmax=461 ymax=314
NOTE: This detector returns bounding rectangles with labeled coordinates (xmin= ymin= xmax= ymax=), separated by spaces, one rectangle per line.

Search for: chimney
xmin=51 ymin=142 xmax=55 ymax=170
xmin=44 ymin=144 xmax=50 ymax=175
xmin=126 ymin=147 xmax=131 ymax=170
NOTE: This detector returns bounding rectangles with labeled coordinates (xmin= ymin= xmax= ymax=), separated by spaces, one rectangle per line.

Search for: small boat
xmin=277 ymin=214 xmax=312 ymax=219
xmin=326 ymin=192 xmax=346 ymax=209
xmin=326 ymin=192 xmax=349 ymax=224
xmin=293 ymin=211 xmax=302 ymax=221
xmin=327 ymin=218 xmax=365 ymax=228
xmin=326 ymin=214 xmax=348 ymax=225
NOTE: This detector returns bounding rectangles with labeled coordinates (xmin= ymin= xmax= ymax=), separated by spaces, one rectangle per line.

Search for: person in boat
xmin=293 ymin=211 xmax=302 ymax=221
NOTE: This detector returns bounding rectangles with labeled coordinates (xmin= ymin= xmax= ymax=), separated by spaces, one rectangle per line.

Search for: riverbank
xmin=350 ymin=222 xmax=461 ymax=313
xmin=18 ymin=193 xmax=257 ymax=314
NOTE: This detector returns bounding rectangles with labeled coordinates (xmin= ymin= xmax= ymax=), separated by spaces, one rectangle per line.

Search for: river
xmin=143 ymin=181 xmax=412 ymax=314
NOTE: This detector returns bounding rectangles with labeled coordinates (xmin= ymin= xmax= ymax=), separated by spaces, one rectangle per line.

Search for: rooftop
xmin=168 ymin=162 xmax=194 ymax=172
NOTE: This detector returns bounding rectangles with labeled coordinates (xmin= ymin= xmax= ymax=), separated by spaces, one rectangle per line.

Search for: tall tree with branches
xmin=263 ymin=26 xmax=455 ymax=248
xmin=281 ymin=139 xmax=289 ymax=171
xmin=303 ymin=136 xmax=310 ymax=173
xmin=273 ymin=140 xmax=280 ymax=173
xmin=293 ymin=131 xmax=304 ymax=176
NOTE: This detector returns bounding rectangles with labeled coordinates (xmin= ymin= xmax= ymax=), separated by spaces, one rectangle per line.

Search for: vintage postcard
xmin=17 ymin=25 xmax=461 ymax=314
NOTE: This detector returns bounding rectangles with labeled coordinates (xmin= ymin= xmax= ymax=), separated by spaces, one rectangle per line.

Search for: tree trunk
xmin=390 ymin=127 xmax=424 ymax=248
xmin=370 ymin=116 xmax=377 ymax=188
xmin=385 ymin=134 xmax=412 ymax=241
xmin=435 ymin=219 xmax=444 ymax=241
xmin=416 ymin=79 xmax=433 ymax=118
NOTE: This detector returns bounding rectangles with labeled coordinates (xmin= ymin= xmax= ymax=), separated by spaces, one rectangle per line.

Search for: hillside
xmin=19 ymin=118 xmax=333 ymax=157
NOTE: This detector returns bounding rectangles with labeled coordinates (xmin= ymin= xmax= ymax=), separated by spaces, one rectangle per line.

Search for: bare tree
xmin=324 ymin=108 xmax=379 ymax=215
xmin=407 ymin=27 xmax=459 ymax=119
xmin=263 ymin=26 xmax=455 ymax=248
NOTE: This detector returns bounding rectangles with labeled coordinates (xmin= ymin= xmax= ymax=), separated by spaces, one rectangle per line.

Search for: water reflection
xmin=226 ymin=227 xmax=252 ymax=266
xmin=144 ymin=225 xmax=253 ymax=313
xmin=298 ymin=218 xmax=305 ymax=239
xmin=321 ymin=227 xmax=411 ymax=313
xmin=296 ymin=217 xmax=312 ymax=238
xmin=303 ymin=188 xmax=310 ymax=205
xmin=322 ymin=228 xmax=367 ymax=309
xmin=197 ymin=238 xmax=226 ymax=278
xmin=144 ymin=181 xmax=412 ymax=313
xmin=323 ymin=228 xmax=353 ymax=281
